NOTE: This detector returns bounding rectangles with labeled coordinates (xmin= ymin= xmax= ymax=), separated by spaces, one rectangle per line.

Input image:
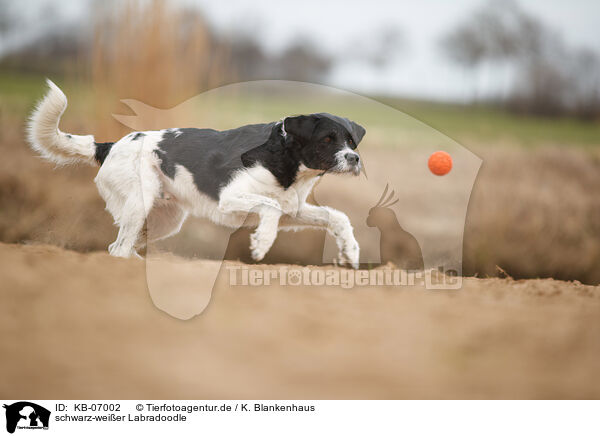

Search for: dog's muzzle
xmin=345 ymin=151 xmax=361 ymax=175
xmin=332 ymin=148 xmax=361 ymax=175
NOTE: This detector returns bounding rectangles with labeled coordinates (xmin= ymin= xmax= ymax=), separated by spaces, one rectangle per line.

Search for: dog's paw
xmin=251 ymin=247 xmax=266 ymax=262
xmin=108 ymin=244 xmax=133 ymax=258
xmin=249 ymin=231 xmax=268 ymax=262
xmin=342 ymin=239 xmax=360 ymax=269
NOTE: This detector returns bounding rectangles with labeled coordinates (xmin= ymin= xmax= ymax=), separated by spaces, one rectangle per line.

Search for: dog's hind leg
xmin=108 ymin=195 xmax=151 ymax=258
xmin=102 ymin=169 xmax=161 ymax=259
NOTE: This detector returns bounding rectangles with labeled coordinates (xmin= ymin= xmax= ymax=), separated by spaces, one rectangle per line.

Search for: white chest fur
xmin=221 ymin=165 xmax=320 ymax=216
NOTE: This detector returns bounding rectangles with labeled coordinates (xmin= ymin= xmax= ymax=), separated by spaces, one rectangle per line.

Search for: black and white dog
xmin=28 ymin=80 xmax=365 ymax=267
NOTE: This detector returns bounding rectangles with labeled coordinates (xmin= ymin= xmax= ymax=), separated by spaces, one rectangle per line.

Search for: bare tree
xmin=569 ymin=49 xmax=600 ymax=119
xmin=0 ymin=0 xmax=17 ymax=36
xmin=440 ymin=0 xmax=600 ymax=119
xmin=276 ymin=40 xmax=332 ymax=82
xmin=348 ymin=26 xmax=406 ymax=67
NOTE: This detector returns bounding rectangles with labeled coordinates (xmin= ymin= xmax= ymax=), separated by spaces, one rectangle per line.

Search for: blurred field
xmin=1 ymin=0 xmax=600 ymax=401
xmin=1 ymin=242 xmax=599 ymax=399
xmin=1 ymin=73 xmax=599 ymax=283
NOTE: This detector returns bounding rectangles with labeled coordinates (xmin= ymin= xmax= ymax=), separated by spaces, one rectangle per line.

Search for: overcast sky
xmin=184 ymin=0 xmax=600 ymax=100
xmin=4 ymin=0 xmax=600 ymax=101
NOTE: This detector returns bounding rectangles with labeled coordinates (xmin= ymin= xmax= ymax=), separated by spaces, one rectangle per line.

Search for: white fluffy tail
xmin=27 ymin=79 xmax=97 ymax=166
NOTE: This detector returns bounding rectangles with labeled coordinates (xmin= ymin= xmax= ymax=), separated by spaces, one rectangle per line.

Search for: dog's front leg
xmin=292 ymin=204 xmax=360 ymax=269
xmin=250 ymin=206 xmax=282 ymax=261
xmin=219 ymin=193 xmax=282 ymax=261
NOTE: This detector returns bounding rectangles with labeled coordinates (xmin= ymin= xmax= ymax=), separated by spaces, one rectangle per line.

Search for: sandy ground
xmin=1 ymin=242 xmax=599 ymax=399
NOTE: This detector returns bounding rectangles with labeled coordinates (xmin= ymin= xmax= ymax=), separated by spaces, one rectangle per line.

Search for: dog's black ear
xmin=349 ymin=120 xmax=366 ymax=145
xmin=284 ymin=115 xmax=319 ymax=144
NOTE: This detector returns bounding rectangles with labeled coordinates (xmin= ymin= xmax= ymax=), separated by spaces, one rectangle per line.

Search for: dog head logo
xmin=109 ymin=80 xmax=480 ymax=318
xmin=3 ymin=402 xmax=50 ymax=433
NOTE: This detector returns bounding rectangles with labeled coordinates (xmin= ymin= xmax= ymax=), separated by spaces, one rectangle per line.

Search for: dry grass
xmin=0 ymin=0 xmax=227 ymax=250
xmin=89 ymin=0 xmax=227 ymax=141
xmin=0 ymin=117 xmax=113 ymax=251
xmin=464 ymin=147 xmax=600 ymax=283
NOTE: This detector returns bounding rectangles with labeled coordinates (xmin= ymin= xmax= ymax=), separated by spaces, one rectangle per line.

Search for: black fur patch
xmin=94 ymin=142 xmax=114 ymax=165
xmin=154 ymin=114 xmax=366 ymax=200
xmin=155 ymin=125 xmax=277 ymax=200
xmin=132 ymin=132 xmax=145 ymax=140
xmin=241 ymin=125 xmax=301 ymax=189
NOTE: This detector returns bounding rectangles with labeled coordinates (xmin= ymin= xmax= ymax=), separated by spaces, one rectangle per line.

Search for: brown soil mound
xmin=1 ymin=243 xmax=599 ymax=399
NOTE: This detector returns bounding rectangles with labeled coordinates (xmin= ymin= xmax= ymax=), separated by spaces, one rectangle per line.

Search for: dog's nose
xmin=345 ymin=153 xmax=359 ymax=166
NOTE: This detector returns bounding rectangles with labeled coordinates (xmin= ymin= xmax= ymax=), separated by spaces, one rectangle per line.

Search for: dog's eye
xmin=348 ymin=138 xmax=354 ymax=145
xmin=323 ymin=136 xmax=332 ymax=143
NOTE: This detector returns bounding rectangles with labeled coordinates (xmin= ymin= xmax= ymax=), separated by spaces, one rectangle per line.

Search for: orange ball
xmin=428 ymin=151 xmax=452 ymax=176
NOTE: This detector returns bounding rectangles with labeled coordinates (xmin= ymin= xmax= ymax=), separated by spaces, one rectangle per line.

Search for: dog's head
xmin=283 ymin=113 xmax=366 ymax=175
